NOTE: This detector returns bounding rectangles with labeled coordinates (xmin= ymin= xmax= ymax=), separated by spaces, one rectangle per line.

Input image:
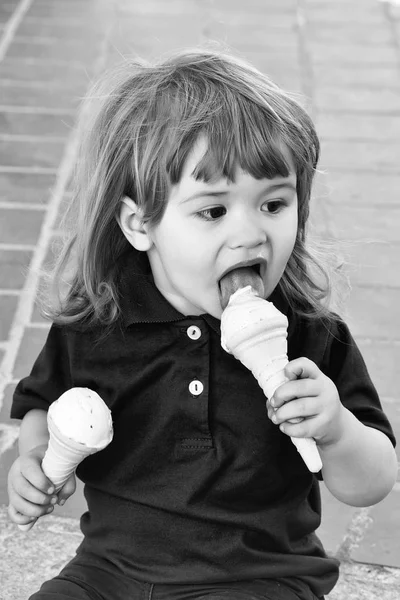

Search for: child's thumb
xmin=57 ymin=473 xmax=76 ymax=505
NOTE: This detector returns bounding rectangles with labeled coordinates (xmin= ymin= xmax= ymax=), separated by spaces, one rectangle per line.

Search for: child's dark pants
xmin=28 ymin=559 xmax=324 ymax=600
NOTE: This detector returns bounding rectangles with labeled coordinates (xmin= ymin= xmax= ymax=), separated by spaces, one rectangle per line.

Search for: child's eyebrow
xmin=181 ymin=181 xmax=297 ymax=204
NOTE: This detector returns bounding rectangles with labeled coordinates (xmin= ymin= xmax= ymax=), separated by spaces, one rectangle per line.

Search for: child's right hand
xmin=7 ymin=444 xmax=76 ymax=527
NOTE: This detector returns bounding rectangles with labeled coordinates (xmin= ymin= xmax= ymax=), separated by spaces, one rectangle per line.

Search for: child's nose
xmin=228 ymin=213 xmax=267 ymax=249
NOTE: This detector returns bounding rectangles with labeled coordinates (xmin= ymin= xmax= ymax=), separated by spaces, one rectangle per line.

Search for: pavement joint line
xmin=335 ymin=506 xmax=374 ymax=561
xmin=0 ymin=202 xmax=47 ymax=210
xmin=356 ymin=338 xmax=400 ymax=345
xmin=0 ymin=0 xmax=33 ymax=64
xmin=316 ymin=109 xmax=400 ymax=116
xmin=382 ymin=0 xmax=400 ymax=60
xmin=296 ymin=0 xmax=315 ymax=115
xmin=13 ymin=35 xmax=66 ymax=43
xmin=0 ymin=105 xmax=76 ymax=115
xmin=3 ymin=55 xmax=98 ymax=68
xmin=0 ymin=243 xmax=36 ymax=251
xmin=15 ymin=15 xmax=102 ymax=28
xmin=26 ymin=322 xmax=51 ymax=329
xmin=0 ymin=291 xmax=21 ymax=296
xmin=0 ymin=79 xmax=86 ymax=90
xmin=0 ymin=134 xmax=67 ymax=143
xmin=0 ymin=422 xmax=20 ymax=458
xmin=0 ymin=166 xmax=58 ymax=174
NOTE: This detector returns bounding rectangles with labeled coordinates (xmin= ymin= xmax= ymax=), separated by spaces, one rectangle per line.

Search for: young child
xmin=8 ymin=49 xmax=397 ymax=600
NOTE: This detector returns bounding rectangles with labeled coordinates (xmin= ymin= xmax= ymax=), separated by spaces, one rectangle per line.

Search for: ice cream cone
xmin=41 ymin=413 xmax=100 ymax=491
xmin=18 ymin=388 xmax=113 ymax=532
xmin=221 ymin=285 xmax=322 ymax=473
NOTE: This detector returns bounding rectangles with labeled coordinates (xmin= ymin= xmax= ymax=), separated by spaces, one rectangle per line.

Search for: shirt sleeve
xmin=322 ymin=318 xmax=396 ymax=448
xmin=10 ymin=323 xmax=73 ymax=420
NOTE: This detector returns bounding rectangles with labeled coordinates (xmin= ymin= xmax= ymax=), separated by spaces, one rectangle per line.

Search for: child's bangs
xmin=169 ymin=96 xmax=293 ymax=184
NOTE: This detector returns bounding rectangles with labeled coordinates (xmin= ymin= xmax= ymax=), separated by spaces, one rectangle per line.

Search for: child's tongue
xmin=219 ymin=266 xmax=264 ymax=310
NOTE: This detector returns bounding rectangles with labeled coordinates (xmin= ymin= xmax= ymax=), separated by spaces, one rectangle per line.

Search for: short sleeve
xmin=10 ymin=324 xmax=73 ymax=420
xmin=322 ymin=318 xmax=396 ymax=448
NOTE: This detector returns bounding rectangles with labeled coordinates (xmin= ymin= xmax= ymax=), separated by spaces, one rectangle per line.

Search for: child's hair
xmin=44 ymin=48 xmax=340 ymax=326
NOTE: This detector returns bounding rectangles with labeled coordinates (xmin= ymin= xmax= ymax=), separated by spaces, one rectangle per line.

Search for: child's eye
xmin=197 ymin=206 xmax=227 ymax=221
xmin=264 ymin=200 xmax=285 ymax=214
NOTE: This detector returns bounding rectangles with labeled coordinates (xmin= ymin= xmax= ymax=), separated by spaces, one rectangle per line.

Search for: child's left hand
xmin=266 ymin=357 xmax=345 ymax=448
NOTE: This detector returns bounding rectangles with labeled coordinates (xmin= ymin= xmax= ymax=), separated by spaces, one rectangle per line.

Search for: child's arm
xmin=317 ymin=408 xmax=398 ymax=507
xmin=268 ymin=357 xmax=398 ymax=507
xmin=8 ymin=409 xmax=75 ymax=526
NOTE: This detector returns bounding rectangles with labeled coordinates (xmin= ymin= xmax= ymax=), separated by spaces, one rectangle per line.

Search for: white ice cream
xmin=49 ymin=387 xmax=113 ymax=448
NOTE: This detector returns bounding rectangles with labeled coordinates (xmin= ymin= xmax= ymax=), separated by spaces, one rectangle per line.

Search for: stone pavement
xmin=0 ymin=0 xmax=400 ymax=598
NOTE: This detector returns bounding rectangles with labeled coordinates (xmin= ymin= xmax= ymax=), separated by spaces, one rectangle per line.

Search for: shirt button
xmin=189 ymin=380 xmax=204 ymax=396
xmin=187 ymin=325 xmax=201 ymax=340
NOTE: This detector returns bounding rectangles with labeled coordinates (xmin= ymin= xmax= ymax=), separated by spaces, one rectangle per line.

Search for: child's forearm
xmin=18 ymin=409 xmax=49 ymax=455
xmin=318 ymin=407 xmax=398 ymax=507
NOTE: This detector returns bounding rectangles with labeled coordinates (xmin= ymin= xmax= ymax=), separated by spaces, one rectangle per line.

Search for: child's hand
xmin=266 ymin=357 xmax=345 ymax=447
xmin=7 ymin=445 xmax=76 ymax=526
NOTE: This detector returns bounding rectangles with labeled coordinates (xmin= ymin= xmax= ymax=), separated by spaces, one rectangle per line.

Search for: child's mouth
xmin=219 ymin=265 xmax=265 ymax=309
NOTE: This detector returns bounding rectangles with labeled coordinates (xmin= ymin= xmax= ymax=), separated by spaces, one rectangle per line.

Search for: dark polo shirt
xmin=11 ymin=250 xmax=396 ymax=598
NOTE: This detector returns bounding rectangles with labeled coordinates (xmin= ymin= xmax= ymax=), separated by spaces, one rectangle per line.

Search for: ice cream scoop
xmin=18 ymin=387 xmax=113 ymax=531
xmin=220 ymin=269 xmax=322 ymax=473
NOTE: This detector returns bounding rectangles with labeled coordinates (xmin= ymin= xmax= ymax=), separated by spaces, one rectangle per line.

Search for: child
xmin=7 ymin=49 xmax=397 ymax=600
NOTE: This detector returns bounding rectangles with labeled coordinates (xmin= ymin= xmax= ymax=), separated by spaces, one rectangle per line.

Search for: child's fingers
xmin=19 ymin=456 xmax=54 ymax=494
xmin=7 ymin=486 xmax=55 ymax=519
xmin=8 ymin=503 xmax=37 ymax=525
xmin=11 ymin=473 xmax=54 ymax=507
xmin=57 ymin=474 xmax=76 ymax=505
xmin=284 ymin=357 xmax=320 ymax=381
xmin=270 ymin=378 xmax=319 ymax=409
xmin=271 ymin=396 xmax=320 ymax=426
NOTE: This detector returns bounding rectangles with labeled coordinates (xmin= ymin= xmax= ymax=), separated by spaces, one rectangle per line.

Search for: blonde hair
xmin=44 ymin=48 xmax=338 ymax=326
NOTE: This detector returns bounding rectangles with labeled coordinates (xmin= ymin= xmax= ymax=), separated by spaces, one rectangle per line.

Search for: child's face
xmin=146 ymin=137 xmax=298 ymax=319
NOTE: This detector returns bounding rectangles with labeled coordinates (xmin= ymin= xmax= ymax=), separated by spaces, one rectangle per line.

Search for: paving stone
xmin=312 ymin=64 xmax=400 ymax=88
xmin=308 ymin=44 xmax=398 ymax=66
xmin=320 ymin=171 xmax=400 ymax=207
xmin=0 ymin=1 xmax=18 ymax=24
xmin=13 ymin=325 xmax=50 ymax=380
xmin=305 ymin=3 xmax=386 ymax=24
xmin=0 ymin=295 xmax=18 ymax=341
xmin=25 ymin=1 xmax=105 ymax=21
xmin=7 ymin=39 xmax=103 ymax=63
xmin=346 ymin=287 xmax=400 ymax=341
xmin=351 ymin=488 xmax=400 ymax=568
xmin=314 ymin=88 xmax=400 ymax=113
xmin=0 ymin=172 xmax=56 ymax=204
xmin=0 ymin=139 xmax=65 ymax=169
xmin=323 ymin=203 xmax=400 ymax=243
xmin=316 ymin=114 xmax=400 ymax=141
xmin=0 ymin=111 xmax=74 ymax=138
xmin=320 ymin=140 xmax=400 ymax=174
xmin=0 ymin=57 xmax=93 ymax=84
xmin=0 ymin=249 xmax=33 ymax=289
xmin=0 ymin=506 xmax=83 ymax=600
xmin=17 ymin=17 xmax=108 ymax=40
xmin=317 ymin=483 xmax=359 ymax=555
xmin=343 ymin=241 xmax=400 ymax=288
xmin=0 ymin=207 xmax=45 ymax=245
xmin=357 ymin=340 xmax=400 ymax=400
xmin=308 ymin=22 xmax=393 ymax=45
xmin=381 ymin=399 xmax=400 ymax=462
xmin=326 ymin=561 xmax=400 ymax=600
xmin=0 ymin=81 xmax=86 ymax=110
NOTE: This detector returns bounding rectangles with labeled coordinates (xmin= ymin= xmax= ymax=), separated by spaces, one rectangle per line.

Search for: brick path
xmin=1 ymin=0 xmax=400 ymax=598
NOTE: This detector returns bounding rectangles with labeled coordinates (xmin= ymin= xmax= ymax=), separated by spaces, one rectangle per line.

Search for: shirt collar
xmin=118 ymin=248 xmax=292 ymax=336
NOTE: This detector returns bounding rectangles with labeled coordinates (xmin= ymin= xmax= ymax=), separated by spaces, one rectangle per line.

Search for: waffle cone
xmin=221 ymin=288 xmax=322 ymax=473
xmin=41 ymin=414 xmax=98 ymax=491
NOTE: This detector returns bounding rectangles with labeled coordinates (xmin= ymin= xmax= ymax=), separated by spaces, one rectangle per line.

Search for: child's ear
xmin=117 ymin=196 xmax=153 ymax=252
